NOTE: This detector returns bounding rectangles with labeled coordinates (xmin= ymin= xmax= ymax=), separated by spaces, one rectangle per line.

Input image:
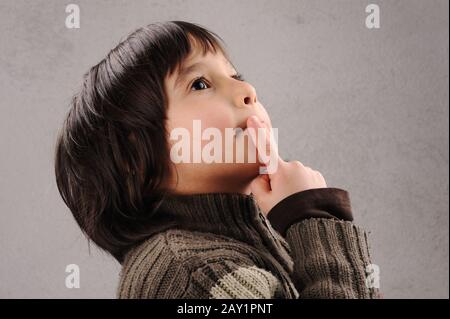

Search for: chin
xmin=214 ymin=161 xmax=261 ymax=182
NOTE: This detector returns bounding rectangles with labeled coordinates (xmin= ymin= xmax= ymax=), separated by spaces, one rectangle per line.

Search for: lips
xmin=235 ymin=121 xmax=247 ymax=131
xmin=233 ymin=127 xmax=246 ymax=135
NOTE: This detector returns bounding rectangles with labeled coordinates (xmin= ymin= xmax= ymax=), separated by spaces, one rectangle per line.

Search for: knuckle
xmin=291 ymin=160 xmax=303 ymax=168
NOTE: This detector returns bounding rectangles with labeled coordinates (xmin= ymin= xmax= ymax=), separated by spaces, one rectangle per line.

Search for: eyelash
xmin=190 ymin=73 xmax=245 ymax=91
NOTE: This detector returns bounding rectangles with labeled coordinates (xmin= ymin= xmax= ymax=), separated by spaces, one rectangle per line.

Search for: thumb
xmin=250 ymin=174 xmax=271 ymax=200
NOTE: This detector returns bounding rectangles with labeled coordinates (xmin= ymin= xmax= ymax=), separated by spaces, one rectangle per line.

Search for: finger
xmin=246 ymin=116 xmax=282 ymax=175
xmin=250 ymin=174 xmax=271 ymax=199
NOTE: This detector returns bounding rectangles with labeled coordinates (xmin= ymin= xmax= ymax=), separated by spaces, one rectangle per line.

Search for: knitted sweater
xmin=116 ymin=188 xmax=380 ymax=299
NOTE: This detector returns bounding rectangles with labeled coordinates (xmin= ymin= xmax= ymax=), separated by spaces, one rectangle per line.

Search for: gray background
xmin=0 ymin=0 xmax=448 ymax=298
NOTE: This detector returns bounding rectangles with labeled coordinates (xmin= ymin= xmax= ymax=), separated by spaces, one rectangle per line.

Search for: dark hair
xmin=54 ymin=21 xmax=230 ymax=264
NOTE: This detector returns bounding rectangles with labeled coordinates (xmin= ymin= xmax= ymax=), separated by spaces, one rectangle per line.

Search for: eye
xmin=232 ymin=73 xmax=245 ymax=81
xmin=190 ymin=77 xmax=210 ymax=91
xmin=189 ymin=73 xmax=246 ymax=91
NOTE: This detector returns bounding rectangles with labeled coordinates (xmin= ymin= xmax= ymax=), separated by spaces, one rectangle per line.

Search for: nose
xmin=234 ymin=82 xmax=258 ymax=108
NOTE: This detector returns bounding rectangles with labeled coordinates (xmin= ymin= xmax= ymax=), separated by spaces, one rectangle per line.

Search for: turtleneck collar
xmin=148 ymin=192 xmax=294 ymax=275
xmin=158 ymin=192 xmax=262 ymax=245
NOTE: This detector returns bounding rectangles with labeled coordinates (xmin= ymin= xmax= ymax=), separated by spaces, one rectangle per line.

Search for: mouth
xmin=233 ymin=124 xmax=247 ymax=136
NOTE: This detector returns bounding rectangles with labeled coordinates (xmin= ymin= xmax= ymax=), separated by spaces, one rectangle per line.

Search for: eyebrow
xmin=173 ymin=59 xmax=237 ymax=90
xmin=173 ymin=62 xmax=203 ymax=90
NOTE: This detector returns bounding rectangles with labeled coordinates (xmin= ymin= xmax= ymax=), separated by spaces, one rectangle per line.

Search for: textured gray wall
xmin=0 ymin=0 xmax=448 ymax=298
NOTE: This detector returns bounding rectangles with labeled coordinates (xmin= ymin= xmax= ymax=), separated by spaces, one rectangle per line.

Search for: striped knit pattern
xmin=116 ymin=192 xmax=380 ymax=299
xmin=209 ymin=265 xmax=283 ymax=298
xmin=117 ymin=229 xmax=294 ymax=298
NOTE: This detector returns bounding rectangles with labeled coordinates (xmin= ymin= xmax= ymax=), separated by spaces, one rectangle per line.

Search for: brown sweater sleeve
xmin=266 ymin=187 xmax=381 ymax=299
xmin=267 ymin=187 xmax=353 ymax=237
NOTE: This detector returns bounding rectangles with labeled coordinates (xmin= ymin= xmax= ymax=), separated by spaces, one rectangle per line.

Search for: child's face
xmin=164 ymin=41 xmax=271 ymax=194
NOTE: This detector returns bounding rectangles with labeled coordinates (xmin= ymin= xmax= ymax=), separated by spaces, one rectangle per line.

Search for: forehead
xmin=179 ymin=47 xmax=233 ymax=72
xmin=168 ymin=46 xmax=236 ymax=90
xmin=179 ymin=34 xmax=234 ymax=69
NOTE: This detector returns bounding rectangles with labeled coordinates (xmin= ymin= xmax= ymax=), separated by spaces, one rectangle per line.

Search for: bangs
xmin=160 ymin=21 xmax=231 ymax=78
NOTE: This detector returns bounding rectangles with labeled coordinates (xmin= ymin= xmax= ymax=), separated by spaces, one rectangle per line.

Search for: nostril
xmin=244 ymin=97 xmax=251 ymax=104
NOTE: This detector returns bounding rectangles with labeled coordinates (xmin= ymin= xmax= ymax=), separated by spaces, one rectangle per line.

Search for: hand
xmin=246 ymin=115 xmax=328 ymax=216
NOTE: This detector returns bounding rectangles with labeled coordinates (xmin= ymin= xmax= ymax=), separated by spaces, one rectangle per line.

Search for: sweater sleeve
xmin=266 ymin=188 xmax=381 ymax=299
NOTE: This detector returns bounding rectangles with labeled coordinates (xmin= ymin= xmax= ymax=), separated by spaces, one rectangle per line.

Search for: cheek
xmin=202 ymin=112 xmax=233 ymax=131
xmin=166 ymin=105 xmax=235 ymax=155
xmin=169 ymin=105 xmax=235 ymax=133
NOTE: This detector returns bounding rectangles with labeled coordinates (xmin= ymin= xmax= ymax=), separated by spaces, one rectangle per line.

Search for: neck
xmin=172 ymin=181 xmax=252 ymax=195
xmin=166 ymin=170 xmax=254 ymax=195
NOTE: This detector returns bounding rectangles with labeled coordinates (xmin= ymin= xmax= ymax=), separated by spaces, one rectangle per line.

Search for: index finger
xmin=246 ymin=115 xmax=283 ymax=175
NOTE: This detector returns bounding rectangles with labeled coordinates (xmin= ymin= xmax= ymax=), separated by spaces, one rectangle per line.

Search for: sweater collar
xmin=149 ymin=192 xmax=294 ymax=273
xmin=154 ymin=192 xmax=266 ymax=246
